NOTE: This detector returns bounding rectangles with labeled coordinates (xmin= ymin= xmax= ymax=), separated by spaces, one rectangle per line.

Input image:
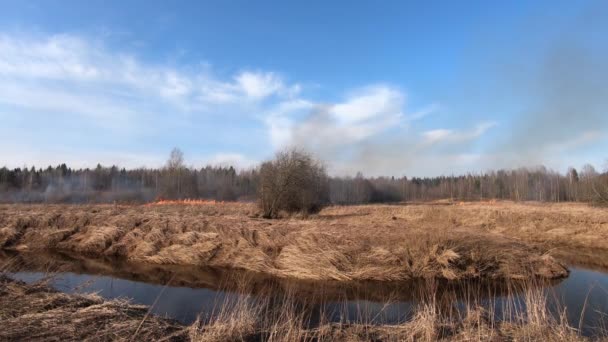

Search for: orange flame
xmin=145 ymin=198 xmax=224 ymax=206
xmin=457 ymin=199 xmax=497 ymax=206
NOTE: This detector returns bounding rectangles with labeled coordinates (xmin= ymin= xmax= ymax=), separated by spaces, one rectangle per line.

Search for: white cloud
xmin=407 ymin=103 xmax=440 ymax=121
xmin=236 ymin=71 xmax=285 ymax=99
xmin=0 ymin=31 xmax=507 ymax=176
xmin=0 ymin=82 xmax=136 ymax=123
xmin=0 ymin=33 xmax=298 ymax=116
xmin=160 ymin=71 xmax=192 ymax=98
xmin=258 ymin=83 xmax=501 ymax=176
xmin=264 ymin=99 xmax=315 ymax=148
xmin=267 ymin=85 xmax=406 ymax=151
xmin=422 ymin=129 xmax=453 ymax=144
xmin=0 ymin=34 xmax=102 ymax=80
xmin=332 ymin=86 xmax=404 ymax=124
xmin=0 ymin=32 xmax=308 ymax=168
xmin=421 ymin=122 xmax=497 ymax=145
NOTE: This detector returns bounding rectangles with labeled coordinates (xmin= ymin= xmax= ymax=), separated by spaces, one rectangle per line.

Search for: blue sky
xmin=0 ymin=0 xmax=606 ymax=176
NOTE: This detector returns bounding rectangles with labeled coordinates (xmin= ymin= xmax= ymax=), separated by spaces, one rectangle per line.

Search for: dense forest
xmin=1 ymin=149 xmax=607 ymax=205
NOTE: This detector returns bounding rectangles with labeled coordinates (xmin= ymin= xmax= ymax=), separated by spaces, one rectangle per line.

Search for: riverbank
xmin=0 ymin=202 xmax=579 ymax=281
xmin=0 ymin=275 xmax=187 ymax=341
xmin=0 ymin=201 xmax=593 ymax=281
xmin=0 ymin=274 xmax=592 ymax=341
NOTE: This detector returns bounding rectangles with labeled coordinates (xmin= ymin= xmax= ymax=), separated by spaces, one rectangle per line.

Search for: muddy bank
xmin=0 ymin=203 xmax=570 ymax=281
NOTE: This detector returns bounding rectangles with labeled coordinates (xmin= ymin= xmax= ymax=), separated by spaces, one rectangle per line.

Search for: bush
xmin=258 ymin=149 xmax=329 ymax=218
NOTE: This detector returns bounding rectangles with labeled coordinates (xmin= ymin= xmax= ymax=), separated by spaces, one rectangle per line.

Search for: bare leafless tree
xmin=161 ymin=148 xmax=186 ymax=198
xmin=258 ymin=149 xmax=329 ymax=218
xmin=166 ymin=148 xmax=184 ymax=170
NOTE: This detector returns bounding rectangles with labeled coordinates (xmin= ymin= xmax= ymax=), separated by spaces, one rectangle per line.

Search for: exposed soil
xmin=0 ymin=201 xmax=588 ymax=281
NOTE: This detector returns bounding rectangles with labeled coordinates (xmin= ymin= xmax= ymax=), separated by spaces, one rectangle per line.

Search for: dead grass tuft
xmin=0 ymin=275 xmax=187 ymax=341
xmin=1 ymin=201 xmax=596 ymax=282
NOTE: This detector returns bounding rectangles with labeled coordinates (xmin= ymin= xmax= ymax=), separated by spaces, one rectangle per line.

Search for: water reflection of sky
xmin=9 ymin=265 xmax=608 ymax=336
xmin=12 ymin=272 xmax=226 ymax=324
xmin=552 ymin=268 xmax=608 ymax=335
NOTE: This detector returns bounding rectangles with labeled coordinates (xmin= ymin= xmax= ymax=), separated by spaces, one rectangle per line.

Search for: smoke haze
xmin=276 ymin=4 xmax=608 ymax=177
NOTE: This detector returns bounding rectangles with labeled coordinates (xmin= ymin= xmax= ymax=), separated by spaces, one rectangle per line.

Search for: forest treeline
xmin=1 ymin=151 xmax=607 ymax=205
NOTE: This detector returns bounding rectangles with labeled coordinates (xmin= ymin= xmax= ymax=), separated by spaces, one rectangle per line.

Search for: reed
xmin=187 ymin=275 xmax=597 ymax=341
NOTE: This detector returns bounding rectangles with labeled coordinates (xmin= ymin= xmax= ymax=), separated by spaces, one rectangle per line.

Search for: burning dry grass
xmin=145 ymin=199 xmax=226 ymax=206
xmin=1 ymin=201 xmax=598 ymax=281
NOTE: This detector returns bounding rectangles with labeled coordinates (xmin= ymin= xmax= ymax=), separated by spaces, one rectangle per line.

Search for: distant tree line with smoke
xmin=0 ymin=148 xmax=606 ymax=205
xmin=0 ymin=148 xmax=258 ymax=203
xmin=329 ymin=165 xmax=608 ymax=205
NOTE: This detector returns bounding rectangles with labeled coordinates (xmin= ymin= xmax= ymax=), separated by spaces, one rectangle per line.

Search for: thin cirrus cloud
xmin=0 ymin=33 xmax=297 ymax=112
xmin=421 ymin=122 xmax=498 ymax=146
xmin=0 ymin=32 xmax=496 ymax=175
xmin=0 ymin=32 xmax=302 ymax=169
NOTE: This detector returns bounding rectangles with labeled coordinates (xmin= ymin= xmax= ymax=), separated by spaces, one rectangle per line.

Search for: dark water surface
xmin=2 ymin=251 xmax=608 ymax=337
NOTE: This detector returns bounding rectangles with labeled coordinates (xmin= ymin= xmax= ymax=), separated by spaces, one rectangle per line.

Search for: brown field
xmin=3 ymin=200 xmax=607 ymax=281
xmin=2 ymin=201 xmax=608 ymax=341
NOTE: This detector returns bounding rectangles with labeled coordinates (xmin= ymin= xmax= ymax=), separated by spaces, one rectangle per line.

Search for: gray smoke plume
xmin=499 ymin=42 xmax=608 ymax=166
xmin=478 ymin=1 xmax=608 ymax=171
xmin=282 ymin=4 xmax=608 ymax=177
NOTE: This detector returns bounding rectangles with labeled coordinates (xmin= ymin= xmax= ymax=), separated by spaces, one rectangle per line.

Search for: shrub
xmin=258 ymin=149 xmax=329 ymax=218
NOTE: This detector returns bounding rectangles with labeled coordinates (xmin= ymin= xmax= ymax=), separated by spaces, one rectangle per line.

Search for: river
xmin=2 ymin=250 xmax=607 ymax=337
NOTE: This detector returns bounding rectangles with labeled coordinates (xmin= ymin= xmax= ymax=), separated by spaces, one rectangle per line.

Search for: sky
xmin=0 ymin=0 xmax=607 ymax=176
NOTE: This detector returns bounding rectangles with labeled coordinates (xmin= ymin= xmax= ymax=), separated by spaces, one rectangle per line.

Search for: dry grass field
xmin=2 ymin=201 xmax=608 ymax=341
xmin=0 ymin=275 xmax=187 ymax=341
xmin=3 ymin=200 xmax=606 ymax=281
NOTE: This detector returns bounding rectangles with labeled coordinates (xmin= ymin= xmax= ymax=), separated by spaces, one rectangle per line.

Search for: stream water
xmin=2 ymin=251 xmax=608 ymax=337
